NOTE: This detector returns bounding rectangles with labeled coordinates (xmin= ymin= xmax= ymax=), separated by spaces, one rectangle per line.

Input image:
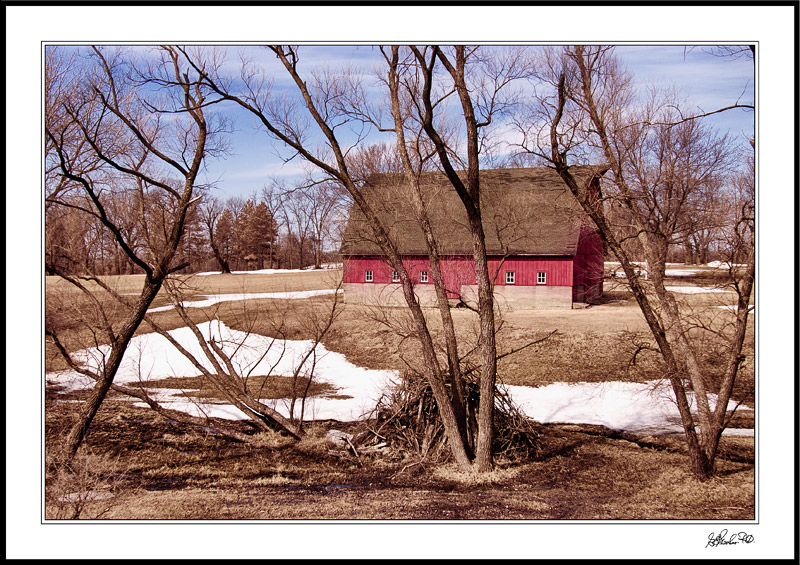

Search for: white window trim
xmin=537 ymin=271 xmax=546 ymax=285
xmin=506 ymin=271 xmax=515 ymax=285
xmin=365 ymin=270 xmax=373 ymax=282
xmin=420 ymin=271 xmax=429 ymax=283
xmin=392 ymin=271 xmax=400 ymax=283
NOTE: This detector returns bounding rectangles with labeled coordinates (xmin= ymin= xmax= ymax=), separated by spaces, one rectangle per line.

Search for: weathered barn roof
xmin=341 ymin=166 xmax=606 ymax=257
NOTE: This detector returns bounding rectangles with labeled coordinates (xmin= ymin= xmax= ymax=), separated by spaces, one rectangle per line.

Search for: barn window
xmin=365 ymin=270 xmax=373 ymax=282
xmin=392 ymin=271 xmax=400 ymax=283
xmin=506 ymin=271 xmax=515 ymax=284
xmin=537 ymin=271 xmax=546 ymax=285
xmin=420 ymin=271 xmax=429 ymax=283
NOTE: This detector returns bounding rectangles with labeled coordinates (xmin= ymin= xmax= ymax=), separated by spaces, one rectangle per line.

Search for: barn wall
xmin=343 ymin=256 xmax=392 ymax=284
xmin=343 ymin=282 xmax=574 ymax=310
xmin=573 ymin=226 xmax=604 ymax=303
xmin=487 ymin=257 xmax=573 ymax=287
xmin=344 ymin=254 xmax=577 ymax=309
xmin=344 ymin=255 xmax=574 ymax=288
xmin=343 ymin=256 xmax=464 ymax=284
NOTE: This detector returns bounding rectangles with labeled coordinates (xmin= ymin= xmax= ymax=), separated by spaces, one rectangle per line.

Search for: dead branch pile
xmin=350 ymin=370 xmax=539 ymax=465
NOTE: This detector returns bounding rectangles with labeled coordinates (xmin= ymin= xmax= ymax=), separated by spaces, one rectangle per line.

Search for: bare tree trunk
xmin=542 ymin=45 xmax=753 ymax=480
xmin=414 ymin=46 xmax=499 ymax=472
xmin=47 ymin=46 xmax=211 ymax=461
xmin=682 ymin=239 xmax=695 ymax=265
xmin=398 ymin=276 xmax=474 ymax=470
xmin=383 ymin=46 xmax=471 ymax=455
xmin=208 ymin=232 xmax=231 ymax=273
xmin=196 ymin=46 xmax=476 ymax=471
xmin=471 ymin=225 xmax=497 ymax=472
xmin=61 ymin=280 xmax=161 ymax=457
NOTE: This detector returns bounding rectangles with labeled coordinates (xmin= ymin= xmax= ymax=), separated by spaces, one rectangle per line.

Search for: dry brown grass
xmin=45 ymin=268 xmax=339 ymax=297
xmin=301 ymin=282 xmax=754 ymax=405
xmin=43 ymin=398 xmax=753 ymax=520
xmin=44 ymin=447 xmax=141 ymax=520
xmin=142 ymin=374 xmax=340 ymax=401
xmin=44 ymin=269 xmax=341 ymax=371
xmin=432 ymin=463 xmax=522 ymax=486
xmin=47 ymin=270 xmax=754 ymax=399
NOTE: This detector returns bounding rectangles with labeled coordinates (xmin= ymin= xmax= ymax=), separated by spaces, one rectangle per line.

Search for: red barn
xmin=341 ymin=166 xmax=606 ymax=310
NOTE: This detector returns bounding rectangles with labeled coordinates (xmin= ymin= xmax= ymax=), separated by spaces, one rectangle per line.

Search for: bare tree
xmin=283 ymin=190 xmax=315 ymax=268
xmin=183 ymin=45 xmax=530 ymax=473
xmin=349 ymin=49 xmax=475 ymax=460
xmin=50 ymin=273 xmax=344 ymax=443
xmin=306 ymin=181 xmax=349 ymax=268
xmin=45 ymin=45 xmax=224 ymax=459
xmin=523 ymin=45 xmax=754 ymax=480
xmin=144 ymin=276 xmax=343 ymax=439
xmin=407 ymin=45 xmax=531 ymax=471
xmin=199 ymin=195 xmax=232 ymax=273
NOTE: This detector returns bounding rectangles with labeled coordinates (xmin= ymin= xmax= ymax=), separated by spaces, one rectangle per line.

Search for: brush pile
xmin=349 ymin=370 xmax=539 ymax=465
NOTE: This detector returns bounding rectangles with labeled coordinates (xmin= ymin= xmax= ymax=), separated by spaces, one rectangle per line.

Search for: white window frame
xmin=505 ymin=271 xmax=515 ymax=285
xmin=537 ymin=271 xmax=546 ymax=285
xmin=420 ymin=271 xmax=429 ymax=283
xmin=392 ymin=271 xmax=400 ymax=283
xmin=365 ymin=270 xmax=373 ymax=282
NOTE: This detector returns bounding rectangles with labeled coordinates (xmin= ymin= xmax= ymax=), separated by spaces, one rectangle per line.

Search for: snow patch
xmin=505 ymin=380 xmax=751 ymax=436
xmin=706 ymin=261 xmax=748 ymax=269
xmin=147 ymin=289 xmax=339 ymax=313
xmin=46 ymin=322 xmax=753 ymax=436
xmin=716 ymin=304 xmax=755 ymax=313
xmin=46 ymin=320 xmax=395 ymax=422
xmin=665 ymin=286 xmax=732 ymax=294
xmin=719 ymin=428 xmax=754 ymax=437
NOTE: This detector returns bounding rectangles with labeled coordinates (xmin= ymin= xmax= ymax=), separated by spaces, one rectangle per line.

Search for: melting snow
xmin=46 ymin=321 xmax=752 ymax=436
xmin=46 ymin=320 xmax=394 ymax=422
xmin=716 ymin=305 xmax=755 ymax=313
xmin=665 ymin=286 xmax=733 ymax=294
xmin=707 ymin=261 xmax=748 ymax=269
xmin=505 ymin=381 xmax=751 ymax=436
xmin=194 ymin=264 xmax=341 ymax=276
xmin=147 ymin=289 xmax=339 ymax=313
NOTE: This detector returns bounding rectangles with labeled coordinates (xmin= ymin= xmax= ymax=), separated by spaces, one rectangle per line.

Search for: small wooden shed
xmin=340 ymin=166 xmax=606 ymax=310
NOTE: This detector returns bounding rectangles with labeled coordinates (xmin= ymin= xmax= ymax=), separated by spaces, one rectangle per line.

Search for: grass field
xmin=44 ymin=267 xmax=756 ymax=521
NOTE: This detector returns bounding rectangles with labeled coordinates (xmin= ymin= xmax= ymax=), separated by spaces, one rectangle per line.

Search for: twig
xmin=390 ymin=459 xmax=424 ymax=480
xmin=344 ymin=435 xmax=362 ymax=465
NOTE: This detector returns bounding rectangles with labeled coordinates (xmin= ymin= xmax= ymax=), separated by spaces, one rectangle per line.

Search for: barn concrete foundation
xmin=343 ymin=283 xmax=574 ymax=310
xmin=461 ymin=284 xmax=573 ymax=310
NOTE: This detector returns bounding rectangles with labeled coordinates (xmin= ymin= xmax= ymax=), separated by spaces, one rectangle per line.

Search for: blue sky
xmin=46 ymin=44 xmax=755 ymax=201
xmin=192 ymin=44 xmax=755 ymax=200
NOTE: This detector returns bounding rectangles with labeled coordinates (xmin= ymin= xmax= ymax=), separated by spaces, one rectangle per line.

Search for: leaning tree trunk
xmin=383 ymin=46 xmax=472 ymax=455
xmin=61 ymin=280 xmax=162 ymax=459
xmin=553 ymin=162 xmax=716 ymax=481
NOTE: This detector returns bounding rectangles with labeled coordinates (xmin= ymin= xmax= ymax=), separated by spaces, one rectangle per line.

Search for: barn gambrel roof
xmin=341 ymin=166 xmax=606 ymax=257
